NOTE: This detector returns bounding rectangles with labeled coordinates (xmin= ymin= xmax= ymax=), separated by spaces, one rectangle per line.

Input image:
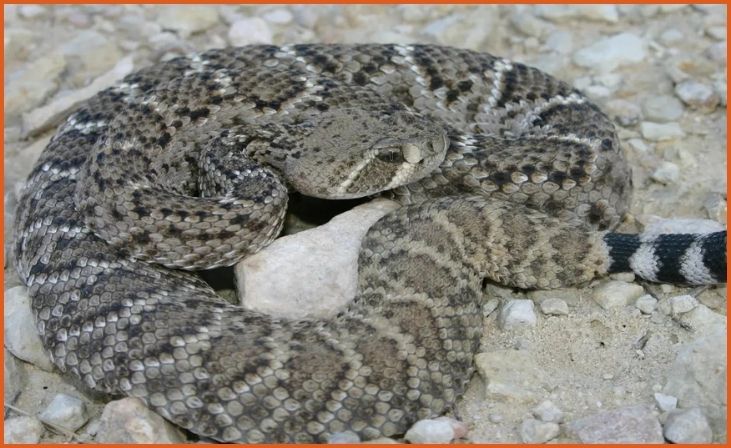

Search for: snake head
xmin=283 ymin=106 xmax=449 ymax=199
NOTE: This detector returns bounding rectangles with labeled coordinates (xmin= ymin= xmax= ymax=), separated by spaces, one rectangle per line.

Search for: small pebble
xmin=653 ymin=392 xmax=678 ymax=412
xmin=499 ymin=299 xmax=537 ymax=329
xmin=4 ymin=416 xmax=44 ymax=444
xmin=627 ymin=138 xmax=650 ymax=153
xmin=519 ymin=418 xmax=560 ymax=443
xmin=39 ymin=393 xmax=89 ymax=432
xmin=635 ymin=295 xmax=658 ymax=314
xmin=328 ymin=431 xmax=360 ymax=443
xmin=573 ymin=32 xmax=646 ymax=72
xmin=658 ymin=29 xmax=683 ymax=45
xmin=674 ymin=80 xmax=720 ymax=111
xmin=642 ymin=95 xmax=684 ymax=122
xmin=669 ymin=294 xmax=698 ymax=314
xmin=605 ymin=99 xmax=641 ymax=126
xmin=539 ymin=298 xmax=569 ymax=316
xmin=640 ymin=122 xmax=686 ymax=141
xmin=96 ymin=398 xmax=185 ymax=443
xmin=228 ymin=17 xmax=273 ymax=46
xmin=488 ymin=413 xmax=503 ymax=423
xmin=592 ymin=281 xmax=645 ymax=310
xmin=651 ymin=161 xmax=680 ymax=185
xmin=404 ymin=418 xmax=455 ymax=444
xmin=544 ymin=30 xmax=573 ymax=54
xmin=262 ymin=8 xmax=293 ymax=25
xmin=663 ymin=408 xmax=713 ymax=443
xmin=157 ymin=6 xmax=219 ymax=37
xmin=532 ymin=400 xmax=564 ymax=423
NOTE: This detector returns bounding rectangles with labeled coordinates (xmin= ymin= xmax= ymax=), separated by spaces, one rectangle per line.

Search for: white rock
xmin=640 ymin=122 xmax=686 ymax=141
xmin=475 ymin=350 xmax=548 ymax=402
xmin=705 ymin=41 xmax=726 ymax=63
xmin=328 ymin=431 xmax=361 ymax=443
xmin=653 ymin=392 xmax=678 ymax=412
xmin=668 ymin=294 xmax=698 ymax=314
xmin=635 ymin=295 xmax=658 ymax=314
xmin=22 ymin=56 xmax=134 ymax=137
xmin=609 ymin=272 xmax=635 ymax=283
xmin=573 ymin=33 xmax=646 ymax=72
xmin=659 ymin=29 xmax=684 ymax=45
xmin=158 ymin=6 xmax=219 ymax=37
xmin=663 ymin=322 xmax=725 ymax=436
xmin=651 ymin=161 xmax=680 ymax=185
xmin=421 ymin=10 xmax=500 ymax=49
xmin=4 ymin=349 xmax=25 ymax=403
xmin=510 ymin=9 xmax=549 ymax=37
xmin=404 ymin=418 xmax=455 ymax=443
xmin=642 ymin=217 xmax=725 ymax=235
xmin=59 ymin=30 xmax=121 ymax=80
xmin=39 ymin=393 xmax=89 ymax=432
xmin=592 ymin=281 xmax=645 ymax=310
xmin=539 ymin=298 xmax=569 ymax=316
xmin=4 ymin=416 xmax=44 ymax=444
xmin=663 ymin=408 xmax=713 ymax=443
xmin=18 ymin=4 xmax=47 ymax=18
xmin=228 ymin=17 xmax=273 ymax=46
xmin=5 ymin=52 xmax=66 ymax=117
xmin=4 ymin=286 xmax=54 ymax=371
xmin=96 ymin=398 xmax=185 ymax=443
xmin=262 ymin=8 xmax=294 ymax=25
xmin=498 ymin=299 xmax=537 ymax=329
xmin=544 ymin=30 xmax=574 ymax=54
xmin=434 ymin=416 xmax=468 ymax=439
xmin=627 ymin=138 xmax=650 ymax=153
xmin=565 ymin=405 xmax=664 ymax=443
xmin=703 ymin=193 xmax=727 ymax=224
xmin=705 ymin=25 xmax=726 ymax=41
xmin=535 ymin=5 xmax=618 ymax=23
xmin=532 ymin=400 xmax=564 ymax=423
xmin=674 ymin=80 xmax=720 ymax=111
xmin=605 ymin=99 xmax=642 ymax=127
xmin=519 ymin=418 xmax=560 ymax=443
xmin=236 ymin=199 xmax=399 ymax=319
xmin=642 ymin=95 xmax=684 ymax=122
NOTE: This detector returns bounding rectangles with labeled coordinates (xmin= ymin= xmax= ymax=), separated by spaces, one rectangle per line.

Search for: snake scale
xmin=14 ymin=44 xmax=726 ymax=442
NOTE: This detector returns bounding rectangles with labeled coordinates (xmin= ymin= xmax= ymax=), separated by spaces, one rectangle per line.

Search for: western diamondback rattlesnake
xmin=13 ymin=44 xmax=726 ymax=442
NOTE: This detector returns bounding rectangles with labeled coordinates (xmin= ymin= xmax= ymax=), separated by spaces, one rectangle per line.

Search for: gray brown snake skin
xmin=14 ymin=44 xmax=726 ymax=442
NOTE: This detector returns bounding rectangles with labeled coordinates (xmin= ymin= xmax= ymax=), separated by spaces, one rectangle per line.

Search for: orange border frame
xmin=1 ymin=2 xmax=728 ymax=447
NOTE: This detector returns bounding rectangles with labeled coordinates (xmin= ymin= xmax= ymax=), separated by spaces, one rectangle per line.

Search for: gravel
xmin=498 ymin=299 xmax=537 ymax=329
xmin=4 ymin=4 xmax=726 ymax=444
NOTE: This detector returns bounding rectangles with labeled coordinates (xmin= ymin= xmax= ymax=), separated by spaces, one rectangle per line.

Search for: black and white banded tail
xmin=605 ymin=231 xmax=727 ymax=284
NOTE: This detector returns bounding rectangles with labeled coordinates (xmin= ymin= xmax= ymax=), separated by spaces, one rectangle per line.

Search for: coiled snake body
xmin=14 ymin=44 xmax=726 ymax=442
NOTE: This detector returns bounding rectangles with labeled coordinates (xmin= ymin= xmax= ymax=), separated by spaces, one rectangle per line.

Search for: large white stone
xmin=236 ymin=199 xmax=399 ymax=319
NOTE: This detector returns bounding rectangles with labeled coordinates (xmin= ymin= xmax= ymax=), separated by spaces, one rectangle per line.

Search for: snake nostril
xmin=401 ymin=143 xmax=423 ymax=164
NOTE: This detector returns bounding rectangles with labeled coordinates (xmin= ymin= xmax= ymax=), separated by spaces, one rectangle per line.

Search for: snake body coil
xmin=14 ymin=44 xmax=726 ymax=442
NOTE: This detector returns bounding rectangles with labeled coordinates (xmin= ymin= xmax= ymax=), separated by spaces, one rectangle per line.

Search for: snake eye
xmin=401 ymin=143 xmax=423 ymax=164
xmin=376 ymin=148 xmax=405 ymax=164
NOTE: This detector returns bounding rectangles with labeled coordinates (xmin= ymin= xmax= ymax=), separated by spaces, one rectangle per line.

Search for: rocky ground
xmin=3 ymin=4 xmax=727 ymax=444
